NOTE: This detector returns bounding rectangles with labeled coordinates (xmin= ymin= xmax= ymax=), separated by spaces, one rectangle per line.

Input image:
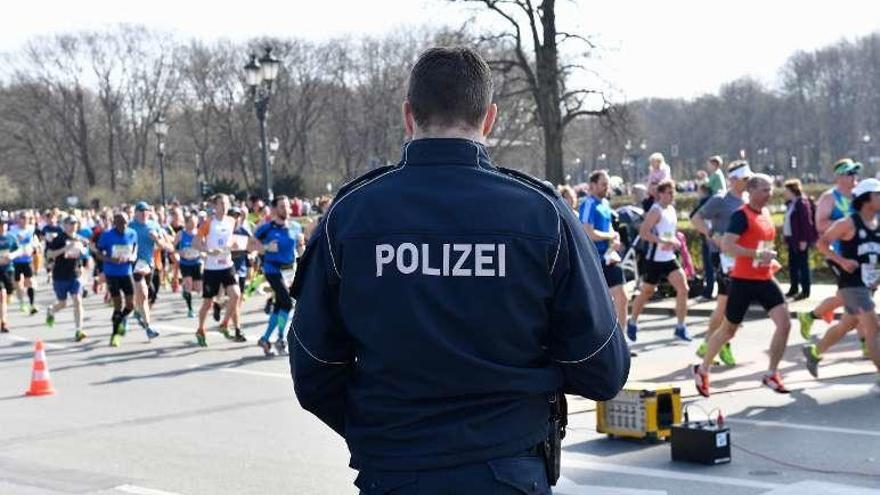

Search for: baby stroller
xmin=614 ymin=205 xmax=645 ymax=295
xmin=614 ymin=205 xmax=700 ymax=298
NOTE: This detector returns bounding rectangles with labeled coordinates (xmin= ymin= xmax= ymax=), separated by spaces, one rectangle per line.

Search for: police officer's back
xmin=290 ymin=46 xmax=630 ymax=494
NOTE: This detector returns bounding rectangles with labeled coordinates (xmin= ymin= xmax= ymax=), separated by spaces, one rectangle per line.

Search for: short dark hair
xmin=656 ymin=179 xmax=675 ymax=194
xmin=407 ymin=47 xmax=493 ymax=129
xmin=271 ymin=195 xmax=289 ymax=208
xmin=588 ymin=170 xmax=609 ymax=183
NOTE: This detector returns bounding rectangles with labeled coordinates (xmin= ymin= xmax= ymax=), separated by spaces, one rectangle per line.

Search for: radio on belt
xmin=670 ymin=409 xmax=731 ymax=465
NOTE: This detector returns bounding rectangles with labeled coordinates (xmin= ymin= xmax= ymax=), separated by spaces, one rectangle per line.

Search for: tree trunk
xmin=75 ymin=87 xmax=97 ymax=187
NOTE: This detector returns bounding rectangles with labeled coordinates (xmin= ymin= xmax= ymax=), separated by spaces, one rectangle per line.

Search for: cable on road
xmin=733 ymin=443 xmax=880 ymax=479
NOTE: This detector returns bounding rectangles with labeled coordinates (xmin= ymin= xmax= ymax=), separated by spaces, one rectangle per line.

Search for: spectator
xmin=645 ymin=152 xmax=671 ymax=210
xmin=557 ymin=184 xmax=578 ymax=212
xmin=783 ymin=179 xmax=817 ymax=300
xmin=706 ymin=155 xmax=727 ymax=196
xmin=691 ymin=183 xmax=715 ymax=299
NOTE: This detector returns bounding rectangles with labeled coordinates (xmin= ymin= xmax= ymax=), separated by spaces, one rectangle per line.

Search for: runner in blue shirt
xmin=581 ymin=170 xmax=627 ymax=330
xmin=9 ymin=212 xmax=38 ymax=315
xmin=0 ymin=221 xmax=20 ymax=333
xmin=175 ymin=214 xmax=203 ymax=318
xmin=96 ymin=212 xmax=138 ymax=347
xmin=253 ymin=195 xmax=304 ymax=356
xmin=128 ymin=202 xmax=170 ymax=340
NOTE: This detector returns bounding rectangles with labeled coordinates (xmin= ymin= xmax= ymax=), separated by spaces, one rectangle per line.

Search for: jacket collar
xmin=399 ymin=138 xmax=494 ymax=169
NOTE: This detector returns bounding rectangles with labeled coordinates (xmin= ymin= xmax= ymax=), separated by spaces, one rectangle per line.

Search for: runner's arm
xmin=638 ymin=208 xmax=663 ymax=244
xmin=815 ymin=191 xmax=835 ymax=233
xmin=817 ymin=217 xmax=856 ymax=267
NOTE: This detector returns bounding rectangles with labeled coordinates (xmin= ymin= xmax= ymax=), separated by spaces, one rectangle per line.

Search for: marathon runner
xmin=694 ymin=174 xmax=791 ymax=397
xmin=690 ymin=160 xmax=750 ymax=365
xmin=96 ymin=212 xmax=138 ymax=347
xmin=581 ymin=170 xmax=627 ymax=328
xmin=0 ymin=221 xmax=19 ymax=333
xmin=44 ymin=216 xmax=89 ymax=342
xmin=797 ymin=158 xmax=869 ymax=357
xmin=40 ymin=211 xmax=63 ymax=283
xmin=253 ymin=196 xmax=303 ymax=356
xmin=175 ymin=213 xmax=203 ymax=319
xmin=128 ymin=202 xmax=166 ymax=340
xmin=217 ymin=206 xmax=252 ymax=335
xmin=10 ymin=211 xmax=39 ymax=315
xmin=803 ymin=178 xmax=880 ymax=391
xmin=628 ymin=179 xmax=691 ymax=341
xmin=193 ymin=194 xmax=244 ymax=346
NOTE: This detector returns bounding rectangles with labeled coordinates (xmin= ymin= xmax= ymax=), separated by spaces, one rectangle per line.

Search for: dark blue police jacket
xmin=290 ymin=138 xmax=630 ymax=472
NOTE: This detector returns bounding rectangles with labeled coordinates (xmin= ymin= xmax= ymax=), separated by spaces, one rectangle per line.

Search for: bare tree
xmin=458 ymin=0 xmax=612 ymax=184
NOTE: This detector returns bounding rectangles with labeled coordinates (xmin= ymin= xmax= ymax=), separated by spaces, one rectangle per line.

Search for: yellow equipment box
xmin=596 ymin=386 xmax=682 ymax=441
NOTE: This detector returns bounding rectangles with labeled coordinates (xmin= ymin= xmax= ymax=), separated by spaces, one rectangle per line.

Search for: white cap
xmin=852 ymin=178 xmax=880 ymax=198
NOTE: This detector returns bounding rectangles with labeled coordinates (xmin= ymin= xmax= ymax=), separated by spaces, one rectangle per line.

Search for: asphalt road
xmin=2 ymin=280 xmax=879 ymax=495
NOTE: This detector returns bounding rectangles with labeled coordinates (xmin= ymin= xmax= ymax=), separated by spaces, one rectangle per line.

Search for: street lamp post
xmin=153 ymin=115 xmax=169 ymax=206
xmin=244 ymin=47 xmax=281 ymax=201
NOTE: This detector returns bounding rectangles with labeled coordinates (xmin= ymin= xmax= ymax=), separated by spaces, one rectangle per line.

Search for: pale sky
xmin=1 ymin=0 xmax=879 ymax=100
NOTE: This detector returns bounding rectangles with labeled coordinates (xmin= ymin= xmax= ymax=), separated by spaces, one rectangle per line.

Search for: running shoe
xmin=233 ymin=331 xmax=247 ymax=343
xmin=45 ymin=310 xmax=55 ymax=328
xmin=187 ymin=308 xmax=194 ymax=319
xmin=212 ymin=302 xmax=222 ymax=322
xmin=19 ymin=301 xmax=27 ymax=313
xmin=109 ymin=333 xmax=122 ymax=347
xmin=145 ymin=328 xmax=160 ymax=340
xmin=74 ymin=330 xmax=87 ymax=342
xmin=626 ymin=319 xmax=638 ymax=342
xmin=797 ymin=311 xmax=814 ymax=340
xmin=1 ymin=325 xmax=9 ymax=333
xmin=674 ymin=324 xmax=691 ymax=342
xmin=275 ymin=339 xmax=287 ymax=355
xmin=218 ymin=326 xmax=233 ymax=340
xmin=133 ymin=310 xmax=146 ymax=329
xmin=29 ymin=305 xmax=38 ymax=316
xmin=258 ymin=337 xmax=273 ymax=356
xmin=115 ymin=318 xmax=127 ymax=337
xmin=196 ymin=331 xmax=207 ymax=347
xmin=761 ymin=372 xmax=790 ymax=394
xmin=696 ymin=342 xmax=707 ymax=358
xmin=693 ymin=364 xmax=710 ymax=397
xmin=802 ymin=344 xmax=821 ymax=378
xmin=718 ymin=343 xmax=736 ymax=366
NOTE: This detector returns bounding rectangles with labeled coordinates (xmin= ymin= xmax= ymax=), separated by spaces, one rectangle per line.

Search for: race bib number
xmin=281 ymin=267 xmax=296 ymax=287
xmin=231 ymin=235 xmax=249 ymax=252
xmin=134 ymin=259 xmax=151 ymax=274
xmin=181 ymin=247 xmax=201 ymax=261
xmin=112 ymin=244 xmax=133 ymax=260
xmin=720 ymin=253 xmax=734 ymax=274
xmin=65 ymin=241 xmax=83 ymax=259
xmin=862 ymin=255 xmax=880 ymax=289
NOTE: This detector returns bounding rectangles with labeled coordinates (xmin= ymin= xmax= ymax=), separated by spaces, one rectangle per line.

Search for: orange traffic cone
xmin=25 ymin=340 xmax=55 ymax=397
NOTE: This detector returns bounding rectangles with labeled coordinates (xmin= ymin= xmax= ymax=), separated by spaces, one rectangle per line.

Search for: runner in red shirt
xmin=694 ymin=174 xmax=792 ymax=397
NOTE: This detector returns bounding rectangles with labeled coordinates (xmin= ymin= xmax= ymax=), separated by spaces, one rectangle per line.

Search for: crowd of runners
xmin=573 ymin=153 xmax=880 ymax=398
xmin=0 ymin=193 xmax=323 ymax=358
xmin=0 ymin=153 xmax=878 ymax=396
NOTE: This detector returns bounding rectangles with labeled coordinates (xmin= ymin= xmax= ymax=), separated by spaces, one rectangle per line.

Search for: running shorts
xmin=202 ymin=268 xmax=237 ymax=299
xmin=838 ymin=286 xmax=876 ymax=315
xmin=106 ymin=275 xmax=135 ymax=298
xmin=725 ymin=278 xmax=785 ymax=324
xmin=644 ymin=259 xmax=680 ymax=285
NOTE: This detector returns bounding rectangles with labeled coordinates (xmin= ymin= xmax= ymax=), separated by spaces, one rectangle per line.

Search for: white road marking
xmin=115 ymin=484 xmax=184 ymax=495
xmin=555 ymin=476 xmax=667 ymax=495
xmin=3 ymin=334 xmax=71 ymax=350
xmin=726 ymin=418 xmax=880 ymax=438
xmin=561 ymin=453 xmax=782 ymax=490
xmin=763 ymin=481 xmax=880 ymax=494
xmin=187 ymin=364 xmax=289 ymax=379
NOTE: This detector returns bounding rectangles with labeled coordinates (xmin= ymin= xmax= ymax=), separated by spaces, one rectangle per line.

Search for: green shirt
xmin=708 ymin=169 xmax=727 ymax=195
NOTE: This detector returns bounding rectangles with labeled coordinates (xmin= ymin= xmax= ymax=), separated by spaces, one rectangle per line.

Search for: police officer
xmin=290 ymin=46 xmax=630 ymax=494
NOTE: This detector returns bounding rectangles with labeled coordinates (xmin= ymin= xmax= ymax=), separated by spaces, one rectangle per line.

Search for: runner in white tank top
xmin=628 ymin=180 xmax=691 ymax=342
